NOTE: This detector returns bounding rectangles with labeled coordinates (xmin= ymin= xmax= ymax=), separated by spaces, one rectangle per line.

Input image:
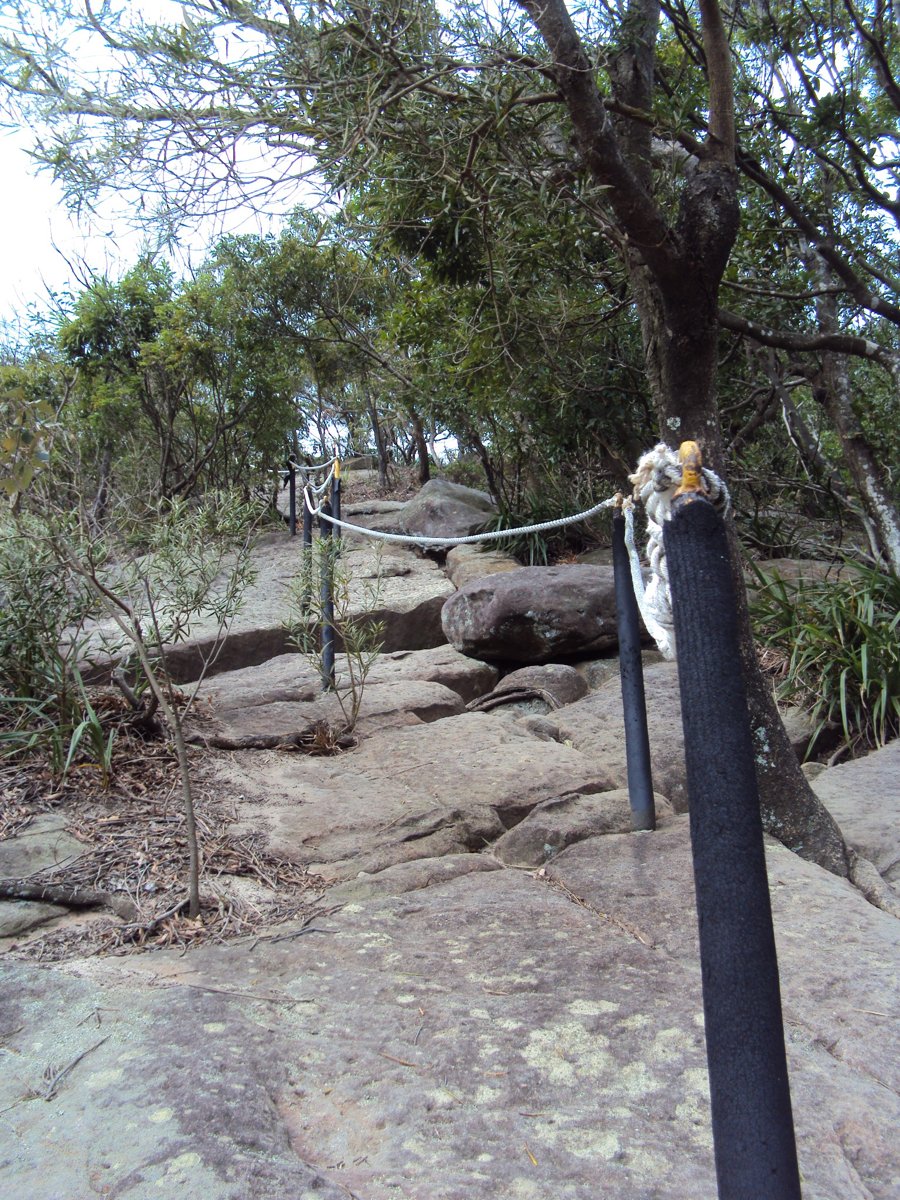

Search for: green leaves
xmin=0 ymin=376 xmax=56 ymax=497
xmin=752 ymin=561 xmax=900 ymax=757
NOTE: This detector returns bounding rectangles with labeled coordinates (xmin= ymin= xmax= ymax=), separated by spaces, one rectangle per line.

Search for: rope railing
xmin=312 ymin=493 xmax=621 ymax=548
xmin=279 ymin=441 xmax=801 ymax=1198
xmin=280 ymin=446 xmax=730 ymax=664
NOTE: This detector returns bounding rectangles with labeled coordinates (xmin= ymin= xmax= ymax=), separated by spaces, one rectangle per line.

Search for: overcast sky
xmin=2 ymin=130 xmax=294 ymax=329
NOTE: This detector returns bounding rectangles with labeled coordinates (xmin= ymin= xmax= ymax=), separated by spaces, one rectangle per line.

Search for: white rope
xmin=308 ymin=494 xmax=620 ymax=548
xmin=275 ymin=455 xmax=336 ymax=474
xmin=301 ymin=466 xmax=336 ymax=502
xmin=295 ymin=443 xmax=730 ymax=662
xmin=626 ymin=444 xmax=730 ymax=660
xmin=623 ymin=502 xmax=673 ymax=658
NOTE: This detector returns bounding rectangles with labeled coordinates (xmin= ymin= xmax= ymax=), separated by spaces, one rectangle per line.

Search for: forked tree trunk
xmin=522 ymin=0 xmax=850 ymax=876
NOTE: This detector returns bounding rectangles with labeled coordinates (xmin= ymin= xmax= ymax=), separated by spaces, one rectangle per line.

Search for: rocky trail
xmin=1 ymin=477 xmax=898 ymax=1199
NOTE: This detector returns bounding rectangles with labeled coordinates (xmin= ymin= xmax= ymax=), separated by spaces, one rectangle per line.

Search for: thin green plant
xmin=751 ymin=560 xmax=900 ymax=757
xmin=285 ymin=537 xmax=386 ymax=736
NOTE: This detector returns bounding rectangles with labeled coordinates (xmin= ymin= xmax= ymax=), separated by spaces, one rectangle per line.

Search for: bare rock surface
xmin=442 ymin=564 xmax=619 ymax=663
xmin=186 ymin=646 xmax=497 ymax=746
xmin=0 ymin=814 xmax=86 ymax=937
xmin=546 ymin=822 xmax=900 ymax=1199
xmin=188 ymin=679 xmax=465 ymax=746
xmin=372 ymin=644 xmax=499 ymax=703
xmin=0 ymin=813 xmax=83 ymax=880
xmin=395 ymin=477 xmax=498 ymax=540
xmin=812 ymin=739 xmax=900 ymax=882
xmin=492 ymin=789 xmax=675 ymax=866
xmin=1 ymin=819 xmax=897 ymax=1200
xmin=549 ymin=660 xmax=690 ymax=810
xmin=209 ymin=713 xmax=616 ymax=881
xmin=445 ymin=543 xmax=521 ymax=588
xmin=82 ymin=535 xmax=454 ymax=682
xmin=11 ymin=521 xmax=898 ymax=1199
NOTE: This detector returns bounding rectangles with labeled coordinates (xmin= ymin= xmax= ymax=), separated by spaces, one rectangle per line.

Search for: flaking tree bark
xmin=520 ymin=0 xmax=849 ymax=874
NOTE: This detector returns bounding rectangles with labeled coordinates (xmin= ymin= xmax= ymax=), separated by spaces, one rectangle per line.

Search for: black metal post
xmin=287 ymin=459 xmax=297 ymax=537
xmin=331 ymin=460 xmax=342 ymax=527
xmin=665 ymin=495 xmax=802 ymax=1200
xmin=301 ymin=477 xmax=313 ymax=551
xmin=612 ymin=507 xmax=655 ymax=831
xmin=299 ymin=476 xmax=314 ymax=619
xmin=319 ymin=499 xmax=336 ymax=692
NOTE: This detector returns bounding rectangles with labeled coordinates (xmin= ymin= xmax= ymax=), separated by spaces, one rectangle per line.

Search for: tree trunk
xmin=634 ymin=270 xmax=849 ymax=875
xmin=90 ymin=441 xmax=113 ymax=531
xmin=813 ymin=370 xmax=900 ymax=574
xmin=807 ymin=227 xmax=900 ymax=575
xmin=367 ymin=394 xmax=390 ymax=488
xmin=408 ymin=407 xmax=431 ymax=485
xmin=523 ymin=0 xmax=850 ymax=874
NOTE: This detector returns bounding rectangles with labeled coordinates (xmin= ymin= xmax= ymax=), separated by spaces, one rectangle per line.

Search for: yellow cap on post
xmin=334 ymin=456 xmax=341 ymax=480
xmin=674 ymin=441 xmax=708 ymax=498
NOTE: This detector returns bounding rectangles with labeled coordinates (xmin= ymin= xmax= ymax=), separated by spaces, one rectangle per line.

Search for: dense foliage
xmin=0 ymin=0 xmax=896 ymax=813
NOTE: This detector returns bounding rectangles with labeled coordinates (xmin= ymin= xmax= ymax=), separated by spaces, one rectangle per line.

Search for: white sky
xmin=0 ymin=127 xmax=292 ymax=325
xmin=0 ymin=0 xmax=296 ymax=326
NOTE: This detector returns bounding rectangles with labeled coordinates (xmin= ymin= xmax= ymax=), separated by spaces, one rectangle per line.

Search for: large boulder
xmin=495 ymin=663 xmax=590 ymax=706
xmin=445 ymin=543 xmax=521 ymax=588
xmin=467 ymin=664 xmax=590 ymax=718
xmin=442 ymin=564 xmax=619 ymax=663
xmin=396 ymin=478 xmax=498 ymax=541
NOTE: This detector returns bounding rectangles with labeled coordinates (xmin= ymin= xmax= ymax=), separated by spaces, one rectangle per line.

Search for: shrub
xmin=751 ymin=561 xmax=900 ymax=757
xmin=0 ymin=511 xmax=100 ymax=773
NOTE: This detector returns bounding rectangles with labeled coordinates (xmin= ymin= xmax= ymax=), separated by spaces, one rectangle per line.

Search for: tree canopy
xmin=5 ymin=0 xmax=899 ymax=872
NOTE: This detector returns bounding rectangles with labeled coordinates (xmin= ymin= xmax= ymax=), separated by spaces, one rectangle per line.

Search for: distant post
xmin=287 ymin=457 xmax=297 ymax=537
xmin=612 ymin=500 xmax=655 ymax=832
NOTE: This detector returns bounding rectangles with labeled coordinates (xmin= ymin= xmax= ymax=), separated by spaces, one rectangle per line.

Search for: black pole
xmin=301 ymin=478 xmax=313 ymax=551
xmin=300 ymin=477 xmax=314 ymax=619
xmin=319 ymin=499 xmax=336 ymax=692
xmin=665 ymin=495 xmax=801 ymax=1200
xmin=333 ymin=458 xmax=343 ymax=530
xmin=287 ymin=459 xmax=297 ymax=537
xmin=612 ymin=507 xmax=655 ymax=831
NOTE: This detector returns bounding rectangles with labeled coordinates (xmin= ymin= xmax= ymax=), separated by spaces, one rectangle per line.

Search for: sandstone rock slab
xmin=325 ymin=852 xmax=502 ymax=905
xmin=209 ymin=712 xmax=616 ymax=879
xmin=492 ymin=789 xmax=675 ymax=866
xmin=0 ymin=813 xmax=84 ymax=880
xmin=187 ymin=645 xmax=498 ymax=745
xmin=442 ymin=564 xmax=619 ymax=664
xmin=0 ymin=899 xmax=69 ymax=938
xmin=1 ymin=820 xmax=896 ymax=1200
xmin=445 ymin=543 xmax=521 ymax=588
xmin=812 ymin=739 xmax=900 ymax=881
xmin=84 ymin=537 xmax=454 ymax=682
xmin=549 ymin=660 xmax=689 ymax=810
xmin=547 ymin=821 xmax=900 ymax=1200
xmin=188 ymin=679 xmax=465 ymax=746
